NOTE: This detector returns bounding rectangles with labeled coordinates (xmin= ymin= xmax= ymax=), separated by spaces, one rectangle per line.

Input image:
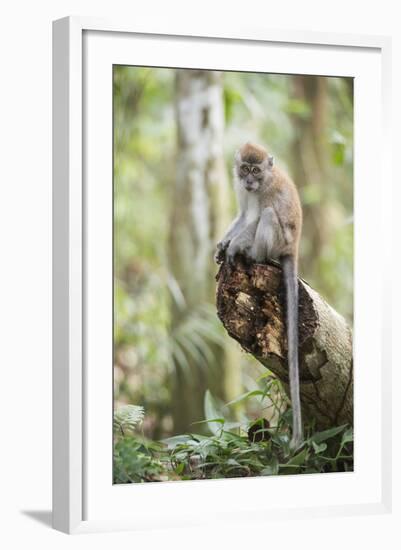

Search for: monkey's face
xmin=235 ymin=143 xmax=274 ymax=192
xmin=238 ymin=162 xmax=264 ymax=192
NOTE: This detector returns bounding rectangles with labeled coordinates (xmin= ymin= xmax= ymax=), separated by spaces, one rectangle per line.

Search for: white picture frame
xmin=52 ymin=16 xmax=392 ymax=534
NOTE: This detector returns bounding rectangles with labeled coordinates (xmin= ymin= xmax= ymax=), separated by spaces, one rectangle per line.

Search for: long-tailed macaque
xmin=216 ymin=142 xmax=303 ymax=447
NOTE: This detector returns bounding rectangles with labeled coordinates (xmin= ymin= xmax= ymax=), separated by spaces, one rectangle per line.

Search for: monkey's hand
xmin=226 ymin=240 xmax=241 ymax=266
xmin=214 ymin=240 xmax=230 ymax=264
xmin=226 ymin=238 xmax=252 ymax=266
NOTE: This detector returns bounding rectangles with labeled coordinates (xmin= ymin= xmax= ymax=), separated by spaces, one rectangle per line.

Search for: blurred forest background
xmin=113 ymin=66 xmax=353 ymax=446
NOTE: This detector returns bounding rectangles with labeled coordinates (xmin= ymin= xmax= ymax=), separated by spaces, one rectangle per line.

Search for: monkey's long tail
xmin=282 ymin=254 xmax=303 ymax=448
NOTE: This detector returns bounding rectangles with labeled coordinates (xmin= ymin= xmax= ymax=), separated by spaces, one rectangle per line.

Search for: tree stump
xmin=216 ymin=257 xmax=353 ymax=430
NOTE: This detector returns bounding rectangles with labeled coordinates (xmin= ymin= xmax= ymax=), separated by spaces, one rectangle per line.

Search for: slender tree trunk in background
xmin=169 ymin=69 xmax=241 ymax=434
xmin=290 ymin=76 xmax=330 ymax=279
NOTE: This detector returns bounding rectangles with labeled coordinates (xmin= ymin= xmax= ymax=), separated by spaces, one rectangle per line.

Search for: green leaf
xmin=271 ymin=432 xmax=290 ymax=448
xmin=175 ymin=462 xmax=185 ymax=474
xmin=261 ymin=457 xmax=279 ymax=476
xmin=341 ymin=428 xmax=354 ymax=445
xmin=191 ymin=418 xmax=225 ymax=427
xmin=310 ymin=425 xmax=348 ymax=444
xmin=312 ymin=441 xmax=327 ymax=454
xmin=162 ymin=434 xmax=202 ymax=449
xmin=332 ymin=142 xmax=345 ymax=165
xmin=223 ymin=86 xmax=243 ymax=123
xmin=287 ymin=447 xmax=308 ymax=466
xmin=226 ymin=458 xmax=241 ymax=467
xmin=223 ymin=421 xmax=243 ymax=431
xmin=224 ymin=389 xmax=265 ymax=407
xmin=204 ymin=390 xmax=225 ymax=435
xmin=330 ymin=130 xmax=347 ymax=165
xmin=285 ymin=98 xmax=311 ymax=118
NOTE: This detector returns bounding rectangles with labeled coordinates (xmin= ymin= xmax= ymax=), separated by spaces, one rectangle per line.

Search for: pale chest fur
xmin=245 ymin=193 xmax=261 ymax=224
xmin=236 ymin=183 xmax=262 ymax=224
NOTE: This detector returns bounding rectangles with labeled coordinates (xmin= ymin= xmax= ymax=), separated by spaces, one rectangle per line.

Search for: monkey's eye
xmin=240 ymin=164 xmax=249 ymax=175
xmin=252 ymin=166 xmax=261 ymax=175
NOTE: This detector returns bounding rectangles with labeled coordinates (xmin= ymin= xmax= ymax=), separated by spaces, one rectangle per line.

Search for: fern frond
xmin=114 ymin=404 xmax=145 ymax=435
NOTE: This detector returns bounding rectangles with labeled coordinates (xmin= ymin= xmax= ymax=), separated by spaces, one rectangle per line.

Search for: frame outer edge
xmin=52 ymin=16 xmax=83 ymax=533
xmin=66 ymin=16 xmax=389 ymax=49
xmin=380 ymin=36 xmax=392 ymax=513
xmin=51 ymin=16 xmax=392 ymax=533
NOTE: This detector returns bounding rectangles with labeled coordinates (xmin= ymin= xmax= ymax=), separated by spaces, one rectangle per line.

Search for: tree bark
xmin=169 ymin=69 xmax=241 ymax=433
xmin=290 ymin=76 xmax=330 ymax=280
xmin=216 ymin=258 xmax=353 ymax=430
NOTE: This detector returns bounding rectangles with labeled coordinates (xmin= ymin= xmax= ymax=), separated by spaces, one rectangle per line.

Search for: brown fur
xmin=238 ymin=143 xmax=303 ymax=446
xmin=264 ymin=165 xmax=303 ymax=261
xmin=238 ymin=142 xmax=302 ymax=260
xmin=218 ymin=142 xmax=304 ymax=446
xmin=239 ymin=142 xmax=268 ymax=164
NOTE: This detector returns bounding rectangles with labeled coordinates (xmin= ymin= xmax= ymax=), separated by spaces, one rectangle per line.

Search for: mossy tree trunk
xmin=216 ymin=258 xmax=353 ymax=430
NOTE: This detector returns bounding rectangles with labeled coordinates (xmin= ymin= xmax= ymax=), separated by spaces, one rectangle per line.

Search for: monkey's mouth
xmin=245 ymin=184 xmax=256 ymax=191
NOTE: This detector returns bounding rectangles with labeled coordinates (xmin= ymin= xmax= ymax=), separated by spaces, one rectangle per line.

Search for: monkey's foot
xmin=214 ymin=241 xmax=230 ymax=264
xmin=214 ymin=247 xmax=227 ymax=264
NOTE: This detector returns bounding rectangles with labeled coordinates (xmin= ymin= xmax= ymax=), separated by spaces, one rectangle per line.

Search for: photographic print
xmin=113 ymin=66 xmax=353 ymax=484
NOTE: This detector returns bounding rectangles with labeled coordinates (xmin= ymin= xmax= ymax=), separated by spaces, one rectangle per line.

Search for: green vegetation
xmin=113 ymin=391 xmax=353 ymax=483
xmin=113 ymin=66 xmax=353 ymax=482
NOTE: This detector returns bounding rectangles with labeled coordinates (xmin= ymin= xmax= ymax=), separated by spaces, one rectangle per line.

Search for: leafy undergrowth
xmin=113 ymin=400 xmax=353 ymax=484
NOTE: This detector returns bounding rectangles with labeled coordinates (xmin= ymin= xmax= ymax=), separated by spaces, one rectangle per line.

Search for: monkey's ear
xmin=268 ymin=155 xmax=274 ymax=167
